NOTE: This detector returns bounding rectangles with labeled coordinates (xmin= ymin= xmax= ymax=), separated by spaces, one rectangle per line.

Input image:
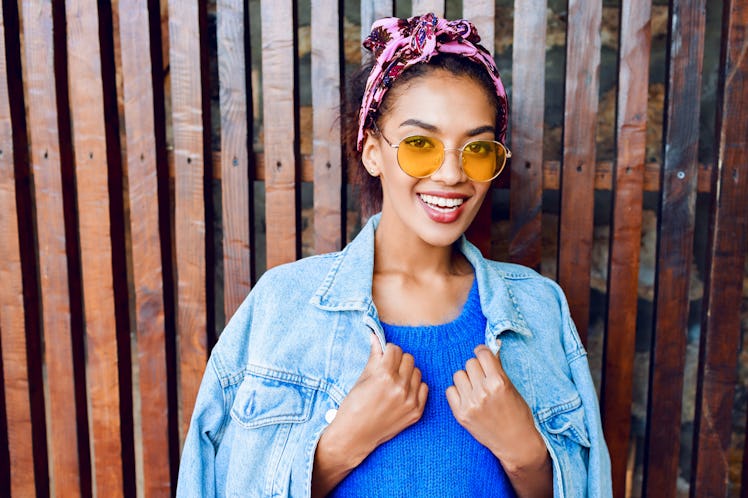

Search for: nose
xmin=430 ymin=147 xmax=466 ymax=185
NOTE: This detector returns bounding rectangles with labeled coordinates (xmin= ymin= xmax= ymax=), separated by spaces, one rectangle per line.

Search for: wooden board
xmin=167 ymin=0 xmax=209 ymax=441
xmin=412 ymin=0 xmax=444 ymax=17
xmin=690 ymin=0 xmax=748 ymax=494
xmin=557 ymin=0 xmax=602 ymax=344
xmin=311 ymin=0 xmax=343 ymax=254
xmin=643 ymin=0 xmax=706 ymax=495
xmin=21 ymin=1 xmax=82 ymax=494
xmin=218 ymin=0 xmax=253 ymax=319
xmin=462 ymin=0 xmax=495 ymax=57
xmin=261 ymin=0 xmax=298 ymax=268
xmin=600 ymin=1 xmax=652 ymax=495
xmin=65 ymin=0 xmax=124 ymax=494
xmin=118 ymin=0 xmax=172 ymax=494
xmin=508 ymin=0 xmax=545 ymax=270
xmin=542 ymin=160 xmax=712 ymax=193
xmin=0 ymin=1 xmax=36 ymax=494
xmin=252 ymin=151 xmax=713 ymax=193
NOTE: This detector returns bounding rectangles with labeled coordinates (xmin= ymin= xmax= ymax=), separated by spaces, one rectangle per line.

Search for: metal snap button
xmin=325 ymin=408 xmax=337 ymax=424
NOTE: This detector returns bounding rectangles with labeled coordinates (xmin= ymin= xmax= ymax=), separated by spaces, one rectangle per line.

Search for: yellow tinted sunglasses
xmin=377 ymin=130 xmax=511 ymax=182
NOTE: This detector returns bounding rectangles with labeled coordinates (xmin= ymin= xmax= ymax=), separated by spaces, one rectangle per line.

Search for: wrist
xmin=318 ymin=421 xmax=372 ymax=471
xmin=493 ymin=432 xmax=549 ymax=476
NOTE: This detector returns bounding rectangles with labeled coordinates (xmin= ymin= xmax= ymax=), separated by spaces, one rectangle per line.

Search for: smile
xmin=417 ymin=193 xmax=466 ymax=211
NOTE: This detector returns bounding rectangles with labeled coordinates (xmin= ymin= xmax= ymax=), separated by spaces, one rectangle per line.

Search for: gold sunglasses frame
xmin=374 ymin=126 xmax=512 ymax=182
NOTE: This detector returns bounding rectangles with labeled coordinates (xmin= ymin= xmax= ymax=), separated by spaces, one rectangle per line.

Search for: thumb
xmin=369 ymin=333 xmax=384 ymax=357
xmin=494 ymin=338 xmax=506 ymax=372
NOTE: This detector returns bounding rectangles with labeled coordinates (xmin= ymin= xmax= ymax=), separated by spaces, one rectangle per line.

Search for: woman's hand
xmin=311 ymin=334 xmax=428 ymax=496
xmin=446 ymin=340 xmax=552 ymax=498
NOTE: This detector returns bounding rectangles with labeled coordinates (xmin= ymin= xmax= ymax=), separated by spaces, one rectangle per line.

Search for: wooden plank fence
xmin=1 ymin=1 xmax=746 ymax=496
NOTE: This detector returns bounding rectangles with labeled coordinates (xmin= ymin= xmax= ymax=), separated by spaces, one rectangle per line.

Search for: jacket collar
xmin=310 ymin=213 xmax=532 ymax=337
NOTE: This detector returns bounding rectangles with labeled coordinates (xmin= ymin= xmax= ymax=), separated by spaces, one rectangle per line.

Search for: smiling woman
xmin=176 ymin=13 xmax=611 ymax=498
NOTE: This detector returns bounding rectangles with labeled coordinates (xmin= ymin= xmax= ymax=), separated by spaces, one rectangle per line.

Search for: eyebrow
xmin=398 ymin=119 xmax=495 ymax=137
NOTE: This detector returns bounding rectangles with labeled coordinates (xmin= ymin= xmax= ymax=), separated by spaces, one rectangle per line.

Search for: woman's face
xmin=362 ymin=70 xmax=496 ymax=248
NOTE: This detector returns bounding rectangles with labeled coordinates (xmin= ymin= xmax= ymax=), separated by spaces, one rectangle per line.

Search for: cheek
xmin=473 ymin=183 xmax=491 ymax=203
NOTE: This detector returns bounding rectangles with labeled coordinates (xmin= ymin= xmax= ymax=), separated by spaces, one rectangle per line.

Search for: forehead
xmin=380 ymin=70 xmax=496 ymax=132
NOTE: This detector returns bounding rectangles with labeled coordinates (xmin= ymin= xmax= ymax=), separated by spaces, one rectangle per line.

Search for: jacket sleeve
xmin=176 ymin=289 xmax=258 ymax=497
xmin=558 ymin=292 xmax=613 ymax=497
xmin=176 ymin=357 xmax=230 ymax=498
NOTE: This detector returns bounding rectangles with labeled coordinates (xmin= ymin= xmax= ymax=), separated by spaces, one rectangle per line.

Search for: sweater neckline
xmin=380 ymin=277 xmax=484 ymax=350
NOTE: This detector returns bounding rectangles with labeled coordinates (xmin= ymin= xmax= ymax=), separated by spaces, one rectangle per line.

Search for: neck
xmin=373 ymin=213 xmax=469 ymax=279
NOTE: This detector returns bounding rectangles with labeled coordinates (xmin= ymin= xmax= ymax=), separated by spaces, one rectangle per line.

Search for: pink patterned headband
xmin=356 ymin=13 xmax=508 ymax=151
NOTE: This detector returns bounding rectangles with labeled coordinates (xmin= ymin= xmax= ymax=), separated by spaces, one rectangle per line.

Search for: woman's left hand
xmin=446 ymin=340 xmax=552 ymax=496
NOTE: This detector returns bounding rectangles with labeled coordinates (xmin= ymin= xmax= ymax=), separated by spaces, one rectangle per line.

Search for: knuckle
xmin=455 ymin=410 xmax=469 ymax=425
xmin=389 ymin=382 xmax=407 ymax=400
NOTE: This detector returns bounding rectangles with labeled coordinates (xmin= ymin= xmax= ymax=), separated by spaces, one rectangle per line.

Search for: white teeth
xmin=419 ymin=194 xmax=465 ymax=208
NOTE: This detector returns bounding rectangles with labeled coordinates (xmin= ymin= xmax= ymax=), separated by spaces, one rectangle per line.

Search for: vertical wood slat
xmin=601 ymin=1 xmax=652 ymax=494
xmin=744 ymin=436 xmax=748 ymax=498
xmin=311 ymin=0 xmax=343 ymax=254
xmin=557 ymin=0 xmax=602 ymax=344
xmin=643 ymin=0 xmax=707 ymax=495
xmin=167 ymin=0 xmax=209 ymax=441
xmin=462 ymin=0 xmax=495 ymax=57
xmin=691 ymin=0 xmax=748 ymax=494
xmin=261 ymin=0 xmax=298 ymax=268
xmin=118 ymin=0 xmax=171 ymax=494
xmin=218 ymin=0 xmax=253 ymax=318
xmin=65 ymin=0 xmax=124 ymax=493
xmin=361 ymin=0 xmax=394 ymax=46
xmin=21 ymin=1 xmax=83 ymax=494
xmin=508 ymin=0 xmax=545 ymax=269
xmin=412 ymin=0 xmax=444 ymax=17
xmin=0 ymin=1 xmax=37 ymax=494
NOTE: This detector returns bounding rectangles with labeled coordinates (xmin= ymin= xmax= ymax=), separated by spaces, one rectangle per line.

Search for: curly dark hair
xmin=343 ymin=53 xmax=506 ymax=217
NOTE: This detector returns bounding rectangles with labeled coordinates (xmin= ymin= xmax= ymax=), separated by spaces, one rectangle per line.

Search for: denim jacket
xmin=177 ymin=214 xmax=612 ymax=497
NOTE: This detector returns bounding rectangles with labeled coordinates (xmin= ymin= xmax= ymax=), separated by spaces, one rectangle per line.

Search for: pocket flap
xmin=230 ymin=373 xmax=314 ymax=429
xmin=538 ymin=395 xmax=591 ymax=448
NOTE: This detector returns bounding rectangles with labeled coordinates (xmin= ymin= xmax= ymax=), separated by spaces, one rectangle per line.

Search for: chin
xmin=416 ymin=218 xmax=473 ymax=248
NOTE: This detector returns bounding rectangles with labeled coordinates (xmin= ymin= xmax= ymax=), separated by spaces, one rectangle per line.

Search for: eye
xmin=402 ymin=136 xmax=435 ymax=149
xmin=465 ymin=141 xmax=493 ymax=155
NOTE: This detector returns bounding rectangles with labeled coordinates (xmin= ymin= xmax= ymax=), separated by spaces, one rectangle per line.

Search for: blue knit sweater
xmin=330 ymin=279 xmax=516 ymax=497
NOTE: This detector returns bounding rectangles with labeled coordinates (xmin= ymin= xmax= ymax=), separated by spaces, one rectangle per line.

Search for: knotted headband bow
xmin=356 ymin=13 xmax=508 ymax=151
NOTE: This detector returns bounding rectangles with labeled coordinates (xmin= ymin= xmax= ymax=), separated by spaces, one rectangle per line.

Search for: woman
xmin=177 ymin=13 xmax=611 ymax=498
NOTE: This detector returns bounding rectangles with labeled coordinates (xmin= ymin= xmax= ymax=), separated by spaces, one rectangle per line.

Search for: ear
xmin=361 ymin=130 xmax=382 ymax=177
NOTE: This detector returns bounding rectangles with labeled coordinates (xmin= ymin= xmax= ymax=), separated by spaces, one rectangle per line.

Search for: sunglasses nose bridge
xmin=429 ymin=145 xmax=467 ymax=184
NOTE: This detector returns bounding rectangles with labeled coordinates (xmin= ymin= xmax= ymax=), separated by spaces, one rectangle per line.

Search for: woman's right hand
xmin=311 ymin=334 xmax=428 ymax=496
xmin=332 ymin=333 xmax=428 ymax=458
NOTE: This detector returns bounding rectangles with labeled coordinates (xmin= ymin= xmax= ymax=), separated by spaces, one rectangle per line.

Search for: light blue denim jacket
xmin=177 ymin=214 xmax=612 ymax=497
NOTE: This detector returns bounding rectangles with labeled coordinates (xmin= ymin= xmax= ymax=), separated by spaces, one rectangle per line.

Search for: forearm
xmin=503 ymin=451 xmax=553 ymax=498
xmin=311 ymin=426 xmax=368 ymax=497
xmin=496 ymin=432 xmax=553 ymax=498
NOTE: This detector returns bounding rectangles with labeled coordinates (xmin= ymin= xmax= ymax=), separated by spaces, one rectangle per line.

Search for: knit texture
xmin=329 ymin=279 xmax=516 ymax=497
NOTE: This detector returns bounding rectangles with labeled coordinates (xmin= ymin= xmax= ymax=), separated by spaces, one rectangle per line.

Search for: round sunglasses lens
xmin=462 ymin=141 xmax=505 ymax=181
xmin=397 ymin=136 xmax=444 ymax=177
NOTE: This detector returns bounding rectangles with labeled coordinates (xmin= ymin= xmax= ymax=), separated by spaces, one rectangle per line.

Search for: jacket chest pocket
xmin=226 ymin=373 xmax=316 ymax=497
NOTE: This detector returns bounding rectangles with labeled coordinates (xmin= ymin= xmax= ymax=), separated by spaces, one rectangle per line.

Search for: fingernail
xmin=495 ymin=338 xmax=502 ymax=350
